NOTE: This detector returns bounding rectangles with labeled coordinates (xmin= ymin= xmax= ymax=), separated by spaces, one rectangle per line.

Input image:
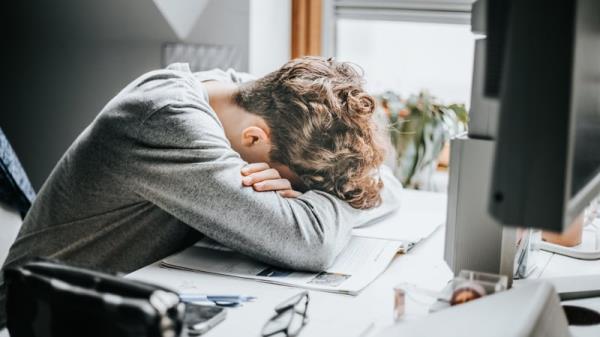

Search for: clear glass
xmin=448 ymin=270 xmax=508 ymax=306
xmin=262 ymin=292 xmax=309 ymax=337
xmin=263 ymin=310 xmax=295 ymax=335
xmin=336 ymin=19 xmax=476 ymax=106
xmin=393 ymin=287 xmax=406 ymax=321
xmin=455 ymin=270 xmax=508 ymax=294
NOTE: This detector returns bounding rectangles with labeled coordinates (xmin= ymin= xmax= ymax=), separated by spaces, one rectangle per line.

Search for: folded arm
xmin=115 ymin=105 xmax=353 ymax=271
xmin=119 ymin=104 xmax=400 ymax=271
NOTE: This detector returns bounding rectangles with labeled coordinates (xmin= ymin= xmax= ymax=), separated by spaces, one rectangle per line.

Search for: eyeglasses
xmin=261 ymin=291 xmax=310 ymax=337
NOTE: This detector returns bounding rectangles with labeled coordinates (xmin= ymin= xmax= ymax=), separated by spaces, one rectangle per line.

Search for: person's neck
xmin=204 ymin=81 xmax=249 ymax=138
xmin=204 ymin=81 xmax=242 ymax=123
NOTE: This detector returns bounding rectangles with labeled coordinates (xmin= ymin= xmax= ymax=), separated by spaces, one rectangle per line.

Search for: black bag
xmin=4 ymin=260 xmax=185 ymax=337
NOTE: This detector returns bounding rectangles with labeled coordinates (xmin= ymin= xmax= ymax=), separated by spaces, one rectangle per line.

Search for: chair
xmin=0 ymin=127 xmax=34 ymax=266
xmin=0 ymin=127 xmax=34 ymax=335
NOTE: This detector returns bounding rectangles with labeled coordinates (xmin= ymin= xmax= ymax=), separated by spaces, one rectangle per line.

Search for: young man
xmin=0 ymin=57 xmax=400 ymax=325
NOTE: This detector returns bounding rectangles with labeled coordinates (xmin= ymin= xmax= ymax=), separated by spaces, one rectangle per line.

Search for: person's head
xmin=233 ymin=56 xmax=385 ymax=209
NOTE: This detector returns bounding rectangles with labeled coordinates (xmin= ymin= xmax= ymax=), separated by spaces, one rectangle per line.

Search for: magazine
xmin=161 ymin=236 xmax=403 ymax=295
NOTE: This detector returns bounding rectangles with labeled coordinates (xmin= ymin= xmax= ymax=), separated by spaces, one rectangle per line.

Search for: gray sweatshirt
xmin=0 ymin=63 xmax=400 ymax=325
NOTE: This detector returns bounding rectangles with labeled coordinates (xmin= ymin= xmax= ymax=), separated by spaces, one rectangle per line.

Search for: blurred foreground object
xmin=537 ymin=195 xmax=600 ymax=260
xmin=5 ymin=260 xmax=184 ymax=337
xmin=543 ymin=214 xmax=584 ymax=247
xmin=377 ymin=282 xmax=570 ymax=337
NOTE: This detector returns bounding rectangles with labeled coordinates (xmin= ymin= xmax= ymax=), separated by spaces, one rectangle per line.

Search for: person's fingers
xmin=241 ymin=162 xmax=270 ymax=176
xmin=242 ymin=168 xmax=281 ymax=186
xmin=277 ymin=189 xmax=302 ymax=198
xmin=253 ymin=178 xmax=292 ymax=192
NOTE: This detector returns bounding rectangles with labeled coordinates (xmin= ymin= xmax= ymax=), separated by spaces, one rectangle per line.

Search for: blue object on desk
xmin=180 ymin=294 xmax=256 ymax=306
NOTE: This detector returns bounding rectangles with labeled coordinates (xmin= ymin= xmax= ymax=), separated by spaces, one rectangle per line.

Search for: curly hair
xmin=234 ymin=56 xmax=385 ymax=209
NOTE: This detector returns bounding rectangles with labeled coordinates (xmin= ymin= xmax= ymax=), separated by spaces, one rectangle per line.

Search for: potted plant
xmin=377 ymin=90 xmax=468 ymax=189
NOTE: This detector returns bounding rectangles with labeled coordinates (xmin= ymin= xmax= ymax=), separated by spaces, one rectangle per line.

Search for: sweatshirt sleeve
xmin=117 ymin=101 xmax=400 ymax=271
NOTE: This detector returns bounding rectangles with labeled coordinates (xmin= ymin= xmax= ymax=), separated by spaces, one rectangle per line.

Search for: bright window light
xmin=336 ymin=19 xmax=475 ymax=106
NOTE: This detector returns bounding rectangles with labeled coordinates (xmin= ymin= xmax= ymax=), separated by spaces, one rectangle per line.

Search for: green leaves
xmin=377 ymin=90 xmax=468 ymax=188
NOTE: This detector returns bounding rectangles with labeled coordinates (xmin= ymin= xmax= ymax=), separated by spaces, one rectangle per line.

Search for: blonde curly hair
xmin=234 ymin=56 xmax=385 ymax=209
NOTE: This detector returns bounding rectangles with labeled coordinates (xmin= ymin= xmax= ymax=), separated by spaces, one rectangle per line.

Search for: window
xmin=336 ymin=19 xmax=475 ymax=105
xmin=323 ymin=0 xmax=476 ymax=191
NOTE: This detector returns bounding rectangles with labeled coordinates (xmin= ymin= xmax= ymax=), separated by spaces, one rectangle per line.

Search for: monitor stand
xmin=444 ymin=137 xmax=519 ymax=287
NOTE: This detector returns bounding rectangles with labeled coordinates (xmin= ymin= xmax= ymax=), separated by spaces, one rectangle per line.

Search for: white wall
xmin=248 ymin=0 xmax=291 ymax=76
xmin=185 ymin=0 xmax=251 ymax=71
xmin=1 ymin=0 xmax=255 ymax=189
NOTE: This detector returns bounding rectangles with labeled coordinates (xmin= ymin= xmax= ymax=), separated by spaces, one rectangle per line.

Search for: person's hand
xmin=241 ymin=163 xmax=302 ymax=198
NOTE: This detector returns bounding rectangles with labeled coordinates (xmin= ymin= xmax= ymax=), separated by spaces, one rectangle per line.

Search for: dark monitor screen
xmin=488 ymin=0 xmax=600 ymax=231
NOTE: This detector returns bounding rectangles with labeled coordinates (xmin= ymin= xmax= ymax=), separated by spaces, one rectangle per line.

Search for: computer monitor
xmin=488 ymin=0 xmax=600 ymax=232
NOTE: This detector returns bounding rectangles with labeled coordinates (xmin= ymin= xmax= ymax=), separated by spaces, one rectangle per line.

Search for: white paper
xmin=162 ymin=236 xmax=402 ymax=295
xmin=353 ymin=189 xmax=447 ymax=243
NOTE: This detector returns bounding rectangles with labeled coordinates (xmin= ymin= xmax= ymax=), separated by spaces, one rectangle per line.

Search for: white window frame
xmin=321 ymin=0 xmax=474 ymax=56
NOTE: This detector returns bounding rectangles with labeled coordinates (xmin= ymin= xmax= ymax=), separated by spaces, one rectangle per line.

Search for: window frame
xmin=321 ymin=0 xmax=474 ymax=56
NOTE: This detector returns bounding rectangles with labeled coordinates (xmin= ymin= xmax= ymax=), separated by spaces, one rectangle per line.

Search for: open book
xmin=162 ymin=236 xmax=402 ymax=295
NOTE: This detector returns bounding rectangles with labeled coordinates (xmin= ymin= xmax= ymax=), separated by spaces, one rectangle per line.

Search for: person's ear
xmin=241 ymin=126 xmax=270 ymax=148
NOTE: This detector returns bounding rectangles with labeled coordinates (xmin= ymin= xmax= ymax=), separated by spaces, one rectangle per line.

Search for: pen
xmin=179 ymin=294 xmax=257 ymax=303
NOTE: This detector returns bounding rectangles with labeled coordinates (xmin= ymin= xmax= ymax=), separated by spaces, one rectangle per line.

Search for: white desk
xmin=0 ymin=242 xmax=595 ymax=337
xmin=536 ymin=250 xmax=600 ymax=279
xmin=129 ymin=223 xmax=600 ymax=337
xmin=129 ymin=226 xmax=453 ymax=337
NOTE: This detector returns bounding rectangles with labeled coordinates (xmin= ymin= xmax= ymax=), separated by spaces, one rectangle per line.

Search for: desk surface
xmin=129 ymin=221 xmax=600 ymax=337
xmin=129 ymin=226 xmax=453 ymax=337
